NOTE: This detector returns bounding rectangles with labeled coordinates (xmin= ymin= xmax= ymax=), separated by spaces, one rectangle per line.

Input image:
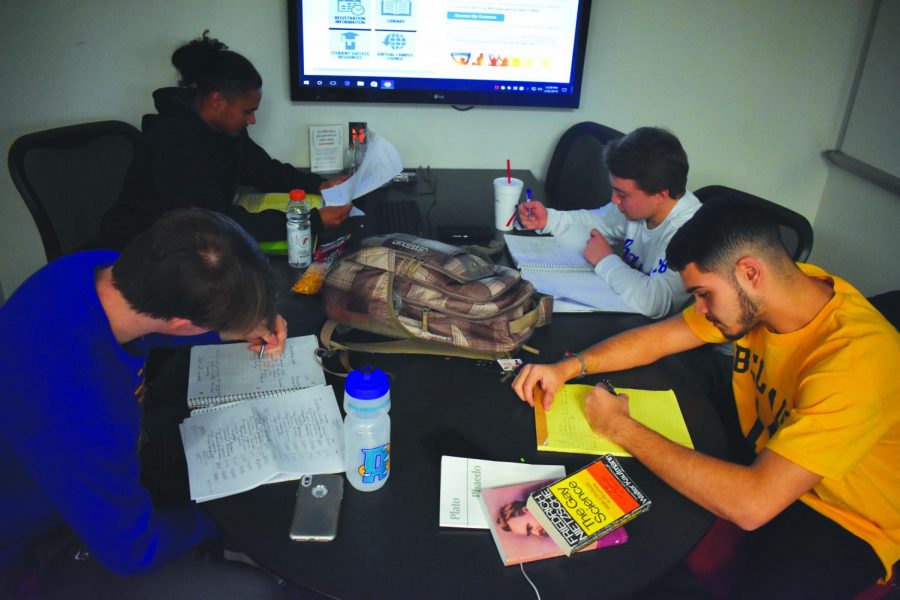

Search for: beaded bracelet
xmin=564 ymin=351 xmax=588 ymax=379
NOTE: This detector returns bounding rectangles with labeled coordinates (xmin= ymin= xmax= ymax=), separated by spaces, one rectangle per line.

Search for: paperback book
xmin=526 ymin=455 xmax=650 ymax=556
xmin=480 ymin=478 xmax=628 ymax=566
xmin=439 ymin=456 xmax=565 ymax=528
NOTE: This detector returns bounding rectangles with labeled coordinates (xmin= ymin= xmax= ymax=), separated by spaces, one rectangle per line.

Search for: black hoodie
xmin=98 ymin=87 xmax=325 ymax=249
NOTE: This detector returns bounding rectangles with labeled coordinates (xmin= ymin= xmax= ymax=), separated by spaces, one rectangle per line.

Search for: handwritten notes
xmin=179 ymin=385 xmax=344 ymax=502
xmin=186 ymin=336 xmax=326 ymax=411
xmin=535 ymin=384 xmax=694 ymax=456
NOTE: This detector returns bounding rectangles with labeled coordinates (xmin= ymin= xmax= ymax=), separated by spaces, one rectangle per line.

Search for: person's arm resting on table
xmin=512 ymin=313 xmax=823 ymax=530
xmin=585 ymin=387 xmax=822 ymax=530
xmin=512 ymin=314 xmax=703 ymax=409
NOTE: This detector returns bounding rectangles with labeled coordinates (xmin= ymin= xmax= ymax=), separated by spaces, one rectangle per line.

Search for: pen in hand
xmin=506 ymin=187 xmax=533 ymax=228
xmin=521 ymin=188 xmax=535 ymax=224
xmin=598 ymin=379 xmax=616 ymax=394
xmin=258 ymin=340 xmax=266 ymax=359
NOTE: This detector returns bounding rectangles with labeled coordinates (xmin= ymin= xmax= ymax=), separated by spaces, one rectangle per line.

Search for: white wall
xmin=2 ymin=0 xmax=893 ymax=300
xmin=812 ymin=167 xmax=900 ymax=297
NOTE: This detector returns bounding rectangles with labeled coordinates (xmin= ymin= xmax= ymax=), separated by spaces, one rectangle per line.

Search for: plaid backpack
xmin=320 ymin=234 xmax=553 ymax=359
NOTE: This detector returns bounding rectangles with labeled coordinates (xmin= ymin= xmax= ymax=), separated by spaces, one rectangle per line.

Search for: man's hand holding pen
xmin=516 ymin=200 xmax=548 ymax=230
xmin=231 ymin=314 xmax=288 ymax=357
xmin=584 ymin=380 xmax=630 ymax=442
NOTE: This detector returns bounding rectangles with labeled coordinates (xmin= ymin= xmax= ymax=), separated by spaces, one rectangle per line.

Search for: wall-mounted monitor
xmin=288 ymin=1 xmax=593 ymax=109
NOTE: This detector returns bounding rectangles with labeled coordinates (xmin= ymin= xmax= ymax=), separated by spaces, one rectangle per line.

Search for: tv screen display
xmin=288 ymin=1 xmax=592 ymax=109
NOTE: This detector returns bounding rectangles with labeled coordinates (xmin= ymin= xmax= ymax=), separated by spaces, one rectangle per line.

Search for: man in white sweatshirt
xmin=517 ymin=127 xmax=700 ymax=318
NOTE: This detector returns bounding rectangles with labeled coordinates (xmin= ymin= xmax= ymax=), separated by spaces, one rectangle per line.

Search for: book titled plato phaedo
xmin=526 ymin=455 xmax=651 ymax=556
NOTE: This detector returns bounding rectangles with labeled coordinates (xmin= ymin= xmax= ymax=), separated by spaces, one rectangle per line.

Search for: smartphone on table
xmin=288 ymin=474 xmax=344 ymax=542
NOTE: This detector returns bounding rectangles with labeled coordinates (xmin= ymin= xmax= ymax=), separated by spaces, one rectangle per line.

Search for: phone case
xmin=289 ymin=474 xmax=344 ymax=542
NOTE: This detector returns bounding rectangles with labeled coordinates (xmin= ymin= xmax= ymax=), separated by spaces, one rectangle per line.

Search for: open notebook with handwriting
xmin=504 ymin=234 xmax=636 ymax=313
xmin=504 ymin=234 xmax=594 ymax=272
xmin=186 ymin=335 xmax=326 ymax=414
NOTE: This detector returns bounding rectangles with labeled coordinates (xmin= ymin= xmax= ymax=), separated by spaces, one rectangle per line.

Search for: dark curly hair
xmin=171 ymin=30 xmax=262 ymax=98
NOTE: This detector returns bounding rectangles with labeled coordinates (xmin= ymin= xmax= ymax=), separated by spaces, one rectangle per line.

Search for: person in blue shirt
xmin=0 ymin=209 xmax=290 ymax=598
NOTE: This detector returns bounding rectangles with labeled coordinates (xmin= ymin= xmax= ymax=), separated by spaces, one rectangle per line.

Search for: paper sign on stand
xmin=309 ymin=125 xmax=344 ymax=174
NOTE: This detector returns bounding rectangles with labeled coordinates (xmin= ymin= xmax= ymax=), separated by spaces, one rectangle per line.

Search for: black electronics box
xmin=392 ymin=169 xmax=417 ymax=184
xmin=438 ymin=225 xmax=494 ymax=246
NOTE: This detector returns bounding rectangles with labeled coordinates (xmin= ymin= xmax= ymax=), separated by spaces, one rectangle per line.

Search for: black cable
xmin=420 ymin=166 xmax=440 ymax=227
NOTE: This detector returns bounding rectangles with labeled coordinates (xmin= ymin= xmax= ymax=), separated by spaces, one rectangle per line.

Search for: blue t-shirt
xmin=0 ymin=252 xmax=219 ymax=574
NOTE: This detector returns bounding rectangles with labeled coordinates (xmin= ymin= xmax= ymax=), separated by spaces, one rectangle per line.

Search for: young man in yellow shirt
xmin=513 ymin=196 xmax=899 ymax=598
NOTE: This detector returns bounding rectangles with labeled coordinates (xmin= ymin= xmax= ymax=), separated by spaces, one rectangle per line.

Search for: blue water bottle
xmin=343 ymin=366 xmax=391 ymax=492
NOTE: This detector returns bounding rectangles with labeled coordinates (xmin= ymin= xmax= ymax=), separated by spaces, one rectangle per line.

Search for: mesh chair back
xmin=8 ymin=121 xmax=141 ymax=261
xmin=868 ymin=290 xmax=900 ymax=330
xmin=694 ymin=185 xmax=814 ymax=263
xmin=544 ymin=121 xmax=624 ymax=211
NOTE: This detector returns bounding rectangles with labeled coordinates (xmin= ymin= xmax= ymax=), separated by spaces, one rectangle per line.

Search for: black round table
xmin=205 ymin=300 xmax=728 ymax=599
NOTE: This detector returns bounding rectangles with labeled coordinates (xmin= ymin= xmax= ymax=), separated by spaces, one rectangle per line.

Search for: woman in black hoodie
xmin=99 ymin=31 xmax=350 ymax=249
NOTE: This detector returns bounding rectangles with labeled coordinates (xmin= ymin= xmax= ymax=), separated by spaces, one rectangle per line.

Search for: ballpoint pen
xmin=258 ymin=340 xmax=266 ymax=359
xmin=505 ymin=187 xmax=533 ymax=228
xmin=598 ymin=379 xmax=617 ymax=394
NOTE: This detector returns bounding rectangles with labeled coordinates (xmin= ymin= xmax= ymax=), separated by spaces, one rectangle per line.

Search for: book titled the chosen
xmin=526 ymin=454 xmax=651 ymax=556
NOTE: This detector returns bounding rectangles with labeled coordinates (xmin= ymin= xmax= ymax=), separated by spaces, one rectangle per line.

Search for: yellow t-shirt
xmin=682 ymin=263 xmax=900 ymax=578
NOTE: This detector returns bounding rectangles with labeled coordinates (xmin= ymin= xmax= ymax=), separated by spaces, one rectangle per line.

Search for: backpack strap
xmin=509 ymin=294 xmax=553 ymax=334
xmin=320 ymin=318 xmax=512 ymax=361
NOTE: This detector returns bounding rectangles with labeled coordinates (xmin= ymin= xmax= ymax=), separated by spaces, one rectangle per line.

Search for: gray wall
xmin=2 ymin=0 xmax=897 ymax=298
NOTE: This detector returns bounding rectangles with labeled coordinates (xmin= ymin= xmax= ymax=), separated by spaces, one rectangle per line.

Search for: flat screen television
xmin=287 ymin=0 xmax=593 ymax=109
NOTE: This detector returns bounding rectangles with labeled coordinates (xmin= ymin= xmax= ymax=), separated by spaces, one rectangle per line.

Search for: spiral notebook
xmin=186 ymin=335 xmax=326 ymax=414
xmin=504 ymin=233 xmax=594 ymax=272
xmin=504 ymin=233 xmax=636 ymax=313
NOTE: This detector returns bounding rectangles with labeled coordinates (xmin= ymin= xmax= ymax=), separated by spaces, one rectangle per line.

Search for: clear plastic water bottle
xmin=343 ymin=366 xmax=391 ymax=492
xmin=286 ymin=189 xmax=311 ymax=268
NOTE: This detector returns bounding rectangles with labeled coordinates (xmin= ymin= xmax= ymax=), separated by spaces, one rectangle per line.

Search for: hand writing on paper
xmin=584 ymin=229 xmax=614 ymax=265
xmin=584 ymin=384 xmax=631 ymax=441
xmin=516 ymin=201 xmax=548 ymax=230
xmin=233 ymin=314 xmax=288 ymax=357
xmin=512 ymin=363 xmax=567 ymax=410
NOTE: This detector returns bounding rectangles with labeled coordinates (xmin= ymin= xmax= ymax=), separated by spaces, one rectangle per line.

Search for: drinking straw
xmin=506 ymin=159 xmax=511 ymax=184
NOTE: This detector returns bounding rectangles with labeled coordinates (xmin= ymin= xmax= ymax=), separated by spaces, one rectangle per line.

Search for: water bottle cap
xmin=345 ymin=365 xmax=389 ymax=399
xmin=289 ymin=189 xmax=306 ymax=200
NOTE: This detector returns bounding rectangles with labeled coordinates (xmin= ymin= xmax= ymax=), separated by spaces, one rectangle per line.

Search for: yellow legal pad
xmin=534 ymin=384 xmax=694 ymax=457
xmin=236 ymin=192 xmax=324 ymax=213
xmin=236 ymin=193 xmax=324 ymax=255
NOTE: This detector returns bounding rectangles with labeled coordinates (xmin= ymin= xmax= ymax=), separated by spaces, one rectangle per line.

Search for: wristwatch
xmin=564 ymin=351 xmax=588 ymax=379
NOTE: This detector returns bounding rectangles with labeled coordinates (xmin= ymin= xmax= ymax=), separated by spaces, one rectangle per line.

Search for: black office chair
xmin=8 ymin=120 xmax=141 ymax=261
xmin=694 ymin=185 xmax=814 ymax=263
xmin=543 ymin=121 xmax=624 ymax=211
xmin=868 ymin=290 xmax=899 ymax=330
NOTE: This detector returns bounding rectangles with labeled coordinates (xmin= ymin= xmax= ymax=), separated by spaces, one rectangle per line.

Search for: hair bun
xmin=169 ymin=30 xmax=261 ymax=94
xmin=171 ymin=30 xmax=228 ymax=88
